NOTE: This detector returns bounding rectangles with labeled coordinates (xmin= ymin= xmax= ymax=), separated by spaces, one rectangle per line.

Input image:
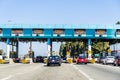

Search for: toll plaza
xmin=0 ymin=24 xmax=120 ymax=59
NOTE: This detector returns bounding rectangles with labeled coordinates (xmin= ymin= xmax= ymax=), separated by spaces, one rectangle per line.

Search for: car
xmin=13 ymin=58 xmax=21 ymax=63
xmin=61 ymin=57 xmax=67 ymax=63
xmin=113 ymin=56 xmax=120 ymax=66
xmin=0 ymin=55 xmax=9 ymax=64
xmin=47 ymin=56 xmax=61 ymax=66
xmin=33 ymin=56 xmax=44 ymax=63
xmin=103 ymin=56 xmax=115 ymax=64
xmin=99 ymin=57 xmax=105 ymax=63
xmin=76 ymin=56 xmax=88 ymax=64
xmin=4 ymin=58 xmax=10 ymax=64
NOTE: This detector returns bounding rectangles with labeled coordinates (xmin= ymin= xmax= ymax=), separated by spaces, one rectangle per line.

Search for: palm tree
xmin=0 ymin=49 xmax=3 ymax=55
xmin=116 ymin=21 xmax=120 ymax=24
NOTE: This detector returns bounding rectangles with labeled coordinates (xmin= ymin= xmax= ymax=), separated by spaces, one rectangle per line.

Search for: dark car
xmin=113 ymin=56 xmax=120 ymax=66
xmin=33 ymin=56 xmax=44 ymax=63
xmin=99 ymin=57 xmax=105 ymax=63
xmin=76 ymin=56 xmax=88 ymax=64
xmin=47 ymin=56 xmax=61 ymax=66
xmin=13 ymin=58 xmax=21 ymax=63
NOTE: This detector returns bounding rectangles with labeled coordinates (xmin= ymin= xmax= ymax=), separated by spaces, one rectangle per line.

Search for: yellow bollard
xmin=44 ymin=58 xmax=48 ymax=64
xmin=22 ymin=59 xmax=27 ymax=64
xmin=0 ymin=59 xmax=2 ymax=64
xmin=90 ymin=58 xmax=95 ymax=64
xmin=67 ymin=58 xmax=73 ymax=64
xmin=0 ymin=59 xmax=5 ymax=64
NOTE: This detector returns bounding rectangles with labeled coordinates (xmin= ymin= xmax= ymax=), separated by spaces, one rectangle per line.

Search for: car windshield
xmin=106 ymin=56 xmax=114 ymax=58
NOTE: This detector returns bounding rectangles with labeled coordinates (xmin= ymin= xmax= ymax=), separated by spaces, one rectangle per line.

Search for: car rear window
xmin=49 ymin=56 xmax=60 ymax=59
xmin=107 ymin=56 xmax=114 ymax=58
xmin=79 ymin=56 xmax=86 ymax=59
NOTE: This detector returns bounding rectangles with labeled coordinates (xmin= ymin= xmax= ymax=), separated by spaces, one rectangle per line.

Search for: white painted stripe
xmin=116 ymin=35 xmax=120 ymax=37
xmin=0 ymin=34 xmax=3 ymax=36
xmin=74 ymin=34 xmax=78 ymax=36
xmin=53 ymin=34 xmax=57 ymax=36
xmin=39 ymin=34 xmax=44 ymax=36
xmin=32 ymin=34 xmax=36 ymax=36
xmin=11 ymin=34 xmax=16 ymax=36
xmin=11 ymin=34 xmax=23 ymax=36
xmin=95 ymin=34 xmax=99 ymax=37
xmin=72 ymin=64 xmax=94 ymax=80
xmin=102 ymin=35 xmax=107 ymax=37
xmin=0 ymin=75 xmax=12 ymax=80
xmin=81 ymin=34 xmax=86 ymax=37
xmin=61 ymin=34 xmax=65 ymax=36
xmin=19 ymin=34 xmax=23 ymax=36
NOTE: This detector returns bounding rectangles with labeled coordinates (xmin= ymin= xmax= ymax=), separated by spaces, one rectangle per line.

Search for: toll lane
xmin=73 ymin=63 xmax=120 ymax=80
xmin=0 ymin=63 xmax=87 ymax=80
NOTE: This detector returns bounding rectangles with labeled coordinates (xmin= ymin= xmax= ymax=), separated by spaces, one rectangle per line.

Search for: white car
xmin=4 ymin=58 xmax=10 ymax=64
xmin=103 ymin=56 xmax=115 ymax=64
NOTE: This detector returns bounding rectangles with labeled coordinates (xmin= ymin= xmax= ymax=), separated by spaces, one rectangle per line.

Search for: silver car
xmin=103 ymin=56 xmax=115 ymax=64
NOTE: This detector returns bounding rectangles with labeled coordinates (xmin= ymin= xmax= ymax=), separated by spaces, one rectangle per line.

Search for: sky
xmin=0 ymin=0 xmax=120 ymax=56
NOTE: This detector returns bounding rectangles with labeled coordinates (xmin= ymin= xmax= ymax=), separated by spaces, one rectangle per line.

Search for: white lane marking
xmin=72 ymin=64 xmax=94 ymax=80
xmin=0 ymin=75 xmax=12 ymax=80
xmin=92 ymin=63 xmax=120 ymax=73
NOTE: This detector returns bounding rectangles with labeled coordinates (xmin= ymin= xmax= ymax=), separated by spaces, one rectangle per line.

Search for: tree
xmin=92 ymin=42 xmax=109 ymax=53
xmin=59 ymin=41 xmax=87 ymax=58
xmin=116 ymin=21 xmax=120 ymax=24
xmin=0 ymin=49 xmax=3 ymax=55
xmin=59 ymin=42 xmax=66 ymax=58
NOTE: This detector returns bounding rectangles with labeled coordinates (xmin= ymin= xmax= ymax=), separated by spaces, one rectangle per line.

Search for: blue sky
xmin=0 ymin=0 xmax=120 ymax=24
xmin=0 ymin=0 xmax=120 ymax=56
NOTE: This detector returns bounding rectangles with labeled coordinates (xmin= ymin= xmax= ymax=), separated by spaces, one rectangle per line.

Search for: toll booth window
xmin=32 ymin=29 xmax=43 ymax=34
xmin=116 ymin=29 xmax=120 ymax=35
xmin=12 ymin=29 xmax=23 ymax=34
xmin=74 ymin=29 xmax=85 ymax=34
xmin=54 ymin=29 xmax=64 ymax=34
xmin=95 ymin=29 xmax=106 ymax=35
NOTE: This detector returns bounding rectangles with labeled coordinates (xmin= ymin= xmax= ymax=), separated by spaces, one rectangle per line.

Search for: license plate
xmin=52 ymin=60 xmax=55 ymax=62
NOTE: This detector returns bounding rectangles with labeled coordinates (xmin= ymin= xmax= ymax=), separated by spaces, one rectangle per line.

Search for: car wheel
xmin=58 ymin=63 xmax=61 ymax=66
xmin=85 ymin=63 xmax=87 ymax=64
xmin=47 ymin=63 xmax=50 ymax=66
xmin=76 ymin=62 xmax=79 ymax=64
xmin=113 ymin=63 xmax=116 ymax=66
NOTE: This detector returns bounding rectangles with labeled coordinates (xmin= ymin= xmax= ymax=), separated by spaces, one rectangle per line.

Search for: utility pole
xmin=29 ymin=40 xmax=32 ymax=58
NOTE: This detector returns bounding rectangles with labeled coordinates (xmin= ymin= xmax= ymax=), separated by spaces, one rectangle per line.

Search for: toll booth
xmin=10 ymin=51 xmax=18 ymax=58
xmin=29 ymin=51 xmax=34 ymax=58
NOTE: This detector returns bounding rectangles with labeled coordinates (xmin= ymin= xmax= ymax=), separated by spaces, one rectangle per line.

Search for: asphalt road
xmin=0 ymin=63 xmax=87 ymax=80
xmin=0 ymin=63 xmax=120 ymax=80
xmin=73 ymin=63 xmax=120 ymax=80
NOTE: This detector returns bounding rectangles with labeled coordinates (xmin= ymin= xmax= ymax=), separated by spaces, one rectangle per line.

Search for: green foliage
xmin=59 ymin=41 xmax=109 ymax=58
xmin=59 ymin=41 xmax=87 ymax=58
xmin=92 ymin=42 xmax=109 ymax=53
xmin=0 ymin=49 xmax=3 ymax=55
xmin=116 ymin=21 xmax=120 ymax=24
